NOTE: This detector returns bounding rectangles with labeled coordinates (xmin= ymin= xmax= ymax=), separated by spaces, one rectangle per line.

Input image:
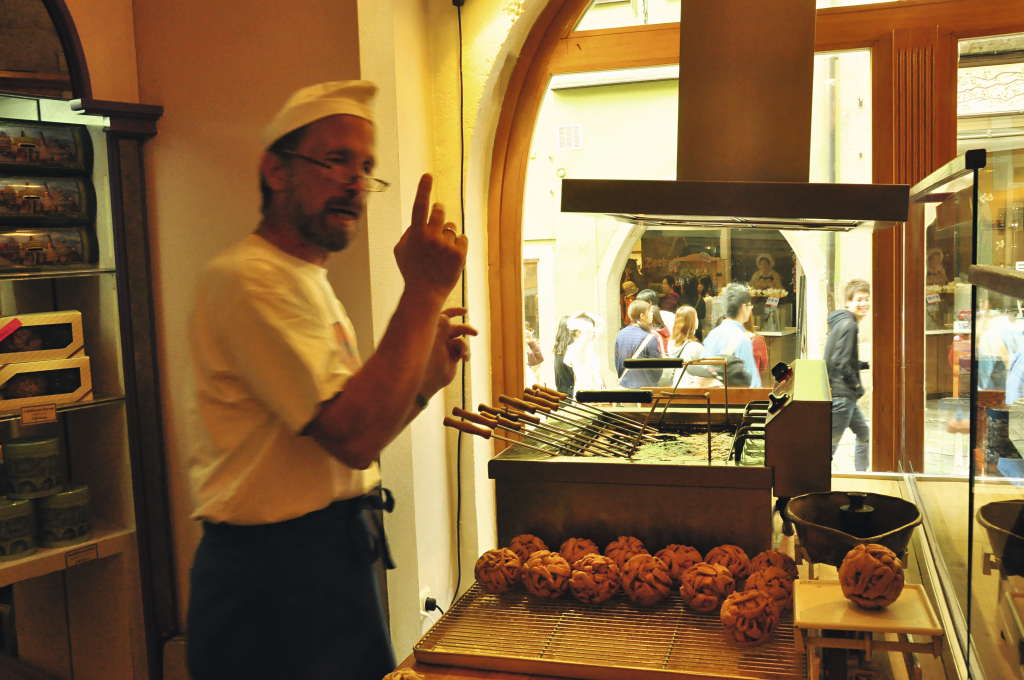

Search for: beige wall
xmin=65 ymin=0 xmax=139 ymax=102
xmin=131 ymin=0 xmax=366 ymax=632
xmin=66 ymin=0 xmax=550 ymax=660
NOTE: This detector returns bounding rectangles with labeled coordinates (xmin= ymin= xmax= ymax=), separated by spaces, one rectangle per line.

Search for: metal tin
xmin=2 ymin=437 xmax=63 ymax=499
xmin=37 ymin=484 xmax=91 ymax=548
xmin=0 ymin=498 xmax=38 ymax=561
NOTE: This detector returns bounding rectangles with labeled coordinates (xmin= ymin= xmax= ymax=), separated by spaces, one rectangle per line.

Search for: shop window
xmin=574 ymin=0 xmax=680 ymax=32
xmin=522 ymin=55 xmax=872 ymax=454
xmin=0 ymin=2 xmax=72 ymax=99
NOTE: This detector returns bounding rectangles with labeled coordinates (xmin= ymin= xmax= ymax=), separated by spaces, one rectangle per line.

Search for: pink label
xmin=0 ymin=319 xmax=21 ymax=343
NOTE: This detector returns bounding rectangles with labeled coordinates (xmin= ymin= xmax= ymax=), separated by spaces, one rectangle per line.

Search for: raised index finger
xmin=410 ymin=174 xmax=433 ymax=230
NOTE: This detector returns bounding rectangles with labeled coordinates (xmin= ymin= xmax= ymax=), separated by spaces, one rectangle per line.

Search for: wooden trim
xmin=40 ymin=0 xmax=92 ymax=100
xmin=969 ymin=264 xmax=1024 ymax=299
xmin=70 ymin=98 xmax=165 ymax=138
xmin=0 ymin=71 xmax=71 ymax=90
xmin=548 ymin=0 xmax=1024 ymax=74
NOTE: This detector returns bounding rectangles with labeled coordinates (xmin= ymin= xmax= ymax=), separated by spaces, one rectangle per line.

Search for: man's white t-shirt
xmin=188 ymin=234 xmax=380 ymax=525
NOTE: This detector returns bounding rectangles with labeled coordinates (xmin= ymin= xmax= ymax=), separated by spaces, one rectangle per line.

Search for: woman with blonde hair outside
xmin=664 ymin=306 xmax=704 ymax=387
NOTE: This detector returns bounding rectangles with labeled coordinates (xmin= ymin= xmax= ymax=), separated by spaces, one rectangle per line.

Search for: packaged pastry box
xmin=0 ymin=356 xmax=92 ymax=409
xmin=0 ymin=311 xmax=84 ymax=365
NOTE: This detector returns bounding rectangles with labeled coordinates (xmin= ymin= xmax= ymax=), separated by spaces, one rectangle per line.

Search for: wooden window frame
xmin=488 ymin=0 xmax=1024 ymax=470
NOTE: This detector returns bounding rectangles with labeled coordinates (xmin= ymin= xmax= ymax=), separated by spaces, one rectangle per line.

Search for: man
xmin=186 ymin=81 xmax=476 ymax=680
xmin=701 ymin=283 xmax=762 ymax=388
xmin=825 ymin=279 xmax=871 ymax=472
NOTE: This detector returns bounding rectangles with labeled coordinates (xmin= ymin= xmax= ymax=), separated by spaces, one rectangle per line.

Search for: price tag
xmin=766 ymin=297 xmax=779 ymax=307
xmin=1016 ymin=261 xmax=1024 ymax=271
xmin=66 ymin=543 xmax=98 ymax=568
xmin=926 ymin=294 xmax=941 ymax=304
xmin=21 ymin=404 xmax=57 ymax=425
xmin=954 ymin=320 xmax=971 ymax=332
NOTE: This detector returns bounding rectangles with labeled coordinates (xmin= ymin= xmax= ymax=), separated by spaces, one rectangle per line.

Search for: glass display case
xmin=909 ymin=147 xmax=1024 ymax=679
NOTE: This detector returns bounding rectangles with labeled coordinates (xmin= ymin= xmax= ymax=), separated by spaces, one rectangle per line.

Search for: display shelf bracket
xmin=968 ymin=264 xmax=1024 ymax=300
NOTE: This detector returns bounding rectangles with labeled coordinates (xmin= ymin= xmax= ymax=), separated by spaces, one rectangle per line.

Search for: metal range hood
xmin=560 ymin=0 xmax=909 ymax=232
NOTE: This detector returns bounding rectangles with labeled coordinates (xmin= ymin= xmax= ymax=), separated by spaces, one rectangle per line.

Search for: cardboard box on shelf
xmin=0 ymin=357 xmax=92 ymax=410
xmin=0 ymin=311 xmax=84 ymax=365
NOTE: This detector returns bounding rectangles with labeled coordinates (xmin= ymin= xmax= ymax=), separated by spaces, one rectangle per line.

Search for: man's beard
xmin=288 ymin=195 xmax=360 ymax=252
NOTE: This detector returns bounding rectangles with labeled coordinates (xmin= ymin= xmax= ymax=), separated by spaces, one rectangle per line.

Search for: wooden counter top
xmin=397 ymin=655 xmax=569 ymax=680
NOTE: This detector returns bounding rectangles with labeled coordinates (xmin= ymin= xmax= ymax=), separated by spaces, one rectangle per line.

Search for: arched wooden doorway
xmin=486 ymin=0 xmax=1024 ymax=471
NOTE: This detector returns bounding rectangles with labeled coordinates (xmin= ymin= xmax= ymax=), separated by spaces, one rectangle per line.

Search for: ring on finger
xmin=443 ymin=227 xmax=458 ymax=237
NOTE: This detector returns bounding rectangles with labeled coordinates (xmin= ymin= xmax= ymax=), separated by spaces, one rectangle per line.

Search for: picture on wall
xmin=0 ymin=176 xmax=95 ymax=226
xmin=0 ymin=228 xmax=97 ymax=270
xmin=0 ymin=119 xmax=93 ymax=175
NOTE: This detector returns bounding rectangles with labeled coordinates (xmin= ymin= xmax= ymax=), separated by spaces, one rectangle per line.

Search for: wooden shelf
xmin=0 ymin=266 xmax=116 ymax=282
xmin=968 ymin=264 xmax=1024 ymax=299
xmin=0 ymin=395 xmax=125 ymax=424
xmin=0 ymin=521 xmax=134 ymax=588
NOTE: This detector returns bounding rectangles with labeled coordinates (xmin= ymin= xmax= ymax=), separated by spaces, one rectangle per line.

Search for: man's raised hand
xmin=394 ymin=174 xmax=468 ymax=300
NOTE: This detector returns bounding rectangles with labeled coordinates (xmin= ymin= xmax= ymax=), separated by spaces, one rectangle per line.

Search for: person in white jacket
xmin=564 ymin=312 xmax=606 ymax=391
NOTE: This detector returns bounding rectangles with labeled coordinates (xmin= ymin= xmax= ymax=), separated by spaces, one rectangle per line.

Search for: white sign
xmin=21 ymin=404 xmax=57 ymax=425
xmin=765 ymin=297 xmax=779 ymax=307
xmin=1016 ymin=261 xmax=1024 ymax=271
xmin=66 ymin=543 xmax=98 ymax=568
xmin=926 ymin=294 xmax=941 ymax=304
xmin=954 ymin=320 xmax=971 ymax=332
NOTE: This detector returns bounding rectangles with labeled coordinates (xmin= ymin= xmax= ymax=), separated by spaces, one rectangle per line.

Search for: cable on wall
xmin=451 ymin=0 xmax=466 ymax=609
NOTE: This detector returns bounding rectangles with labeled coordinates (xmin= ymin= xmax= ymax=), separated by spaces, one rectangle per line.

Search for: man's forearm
xmin=308 ymin=288 xmax=445 ymax=469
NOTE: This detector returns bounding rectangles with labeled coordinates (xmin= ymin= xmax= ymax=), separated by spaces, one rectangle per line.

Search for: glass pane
xmin=809 ymin=50 xmax=874 ymax=472
xmin=958 ymin=34 xmax=1024 ymax=156
xmin=909 ymin=166 xmax=976 ymax=664
xmin=574 ymin=0 xmax=680 ymax=32
xmin=971 ymin=148 xmax=1024 ymax=680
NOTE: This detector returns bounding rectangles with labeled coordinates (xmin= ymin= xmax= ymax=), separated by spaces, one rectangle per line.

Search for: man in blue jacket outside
xmin=825 ymin=279 xmax=871 ymax=471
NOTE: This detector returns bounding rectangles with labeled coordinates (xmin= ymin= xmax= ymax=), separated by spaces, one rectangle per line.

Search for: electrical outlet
xmin=419 ymin=587 xmax=431 ymax=609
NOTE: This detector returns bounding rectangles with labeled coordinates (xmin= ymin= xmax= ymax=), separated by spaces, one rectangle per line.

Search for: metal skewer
xmin=470 ymin=406 xmax=629 ymax=458
xmin=443 ymin=417 xmax=558 ymax=456
xmin=523 ymin=389 xmax=660 ymax=443
xmin=531 ymin=385 xmax=661 ymax=438
xmin=454 ymin=408 xmax=618 ymax=458
xmin=500 ymin=396 xmax=650 ymax=450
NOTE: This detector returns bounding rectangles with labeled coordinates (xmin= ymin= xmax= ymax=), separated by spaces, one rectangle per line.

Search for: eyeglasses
xmin=280 ymin=150 xmax=390 ymax=192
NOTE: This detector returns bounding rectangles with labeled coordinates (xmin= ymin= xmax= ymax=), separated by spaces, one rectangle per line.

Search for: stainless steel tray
xmin=414 ymin=584 xmax=805 ymax=680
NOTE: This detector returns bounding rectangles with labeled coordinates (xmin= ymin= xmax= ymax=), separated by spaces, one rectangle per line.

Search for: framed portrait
xmin=0 ymin=177 xmax=95 ymax=227
xmin=0 ymin=119 xmax=93 ymax=176
xmin=0 ymin=228 xmax=98 ymax=271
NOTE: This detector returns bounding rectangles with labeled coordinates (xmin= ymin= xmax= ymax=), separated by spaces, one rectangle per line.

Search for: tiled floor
xmin=832 ymin=399 xmax=971 ymax=475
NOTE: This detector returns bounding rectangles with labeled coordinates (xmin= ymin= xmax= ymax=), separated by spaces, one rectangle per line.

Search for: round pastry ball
xmin=560 ymin=537 xmax=600 ymax=566
xmin=522 ymin=550 xmax=572 ymax=598
xmin=569 ymin=553 xmax=621 ymax=604
xmin=656 ymin=544 xmax=703 ymax=587
xmin=474 ymin=548 xmax=522 ymax=594
xmin=705 ymin=545 xmax=752 ymax=581
xmin=679 ymin=562 xmax=736 ymax=613
xmin=839 ymin=544 xmax=905 ymax=608
xmin=750 ymin=549 xmax=799 ymax=581
xmin=721 ymin=589 xmax=780 ymax=647
xmin=744 ymin=566 xmax=794 ymax=613
xmin=509 ymin=534 xmax=548 ymax=563
xmin=622 ymin=554 xmax=673 ymax=606
xmin=604 ymin=536 xmax=649 ymax=570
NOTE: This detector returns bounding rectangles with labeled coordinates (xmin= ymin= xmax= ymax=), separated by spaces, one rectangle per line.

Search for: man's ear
xmin=260 ymin=151 xmax=289 ymax=193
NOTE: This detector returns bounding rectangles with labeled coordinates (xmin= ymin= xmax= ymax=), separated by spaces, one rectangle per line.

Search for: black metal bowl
xmin=785 ymin=492 xmax=922 ymax=567
xmin=977 ymin=500 xmax=1024 ymax=559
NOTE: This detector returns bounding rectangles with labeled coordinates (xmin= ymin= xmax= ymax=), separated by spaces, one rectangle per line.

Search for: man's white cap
xmin=262 ymin=80 xmax=377 ymax=148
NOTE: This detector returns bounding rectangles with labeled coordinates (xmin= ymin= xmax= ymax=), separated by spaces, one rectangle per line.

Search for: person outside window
xmin=186 ymin=81 xmax=475 ymax=680
xmin=926 ymin=248 xmax=948 ymax=286
xmin=614 ymin=299 xmax=663 ymax=388
xmin=637 ymin=288 xmax=670 ymax=355
xmin=701 ymin=283 xmax=762 ymax=388
xmin=698 ymin=275 xmax=716 ymax=336
xmin=565 ymin=312 xmax=605 ymax=391
xmin=524 ymin=322 xmax=543 ymax=388
xmin=661 ymin=275 xmax=680 ymax=312
xmin=621 ymin=258 xmax=649 ymax=293
xmin=621 ymin=280 xmax=639 ymax=326
xmin=749 ymin=253 xmax=782 ymax=290
xmin=825 ymin=279 xmax=871 ymax=472
xmin=552 ymin=315 xmax=575 ymax=397
xmin=678 ymin=275 xmax=706 ymax=342
xmin=665 ymin=305 xmax=703 ymax=387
